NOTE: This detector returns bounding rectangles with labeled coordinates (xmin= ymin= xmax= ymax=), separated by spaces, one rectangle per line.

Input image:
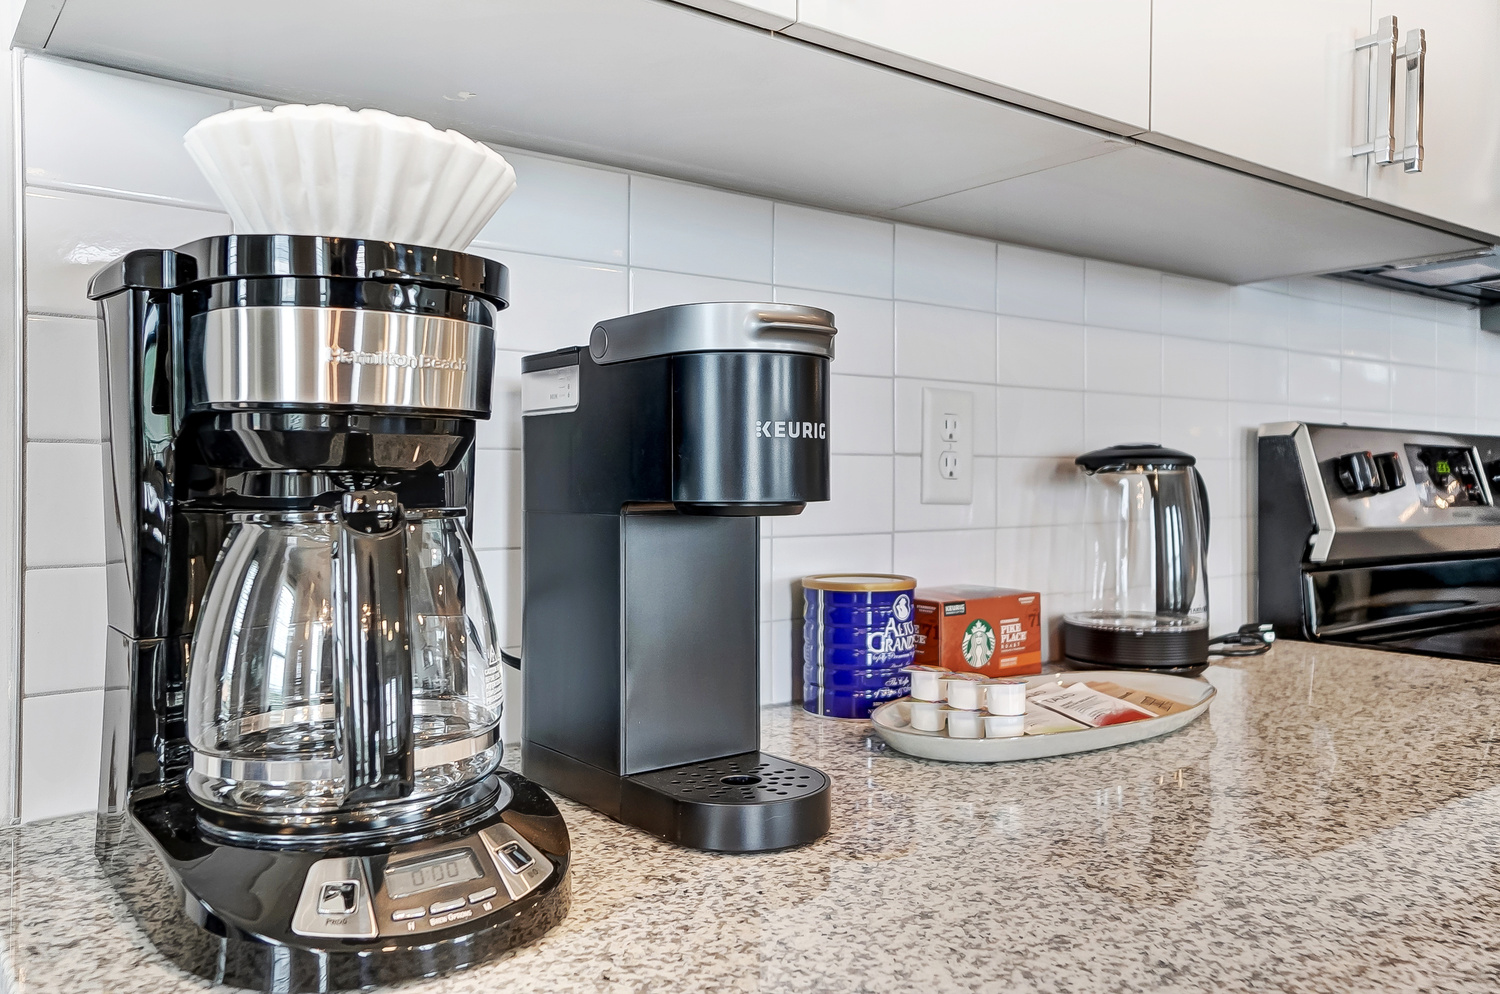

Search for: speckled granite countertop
xmin=7 ymin=641 xmax=1500 ymax=993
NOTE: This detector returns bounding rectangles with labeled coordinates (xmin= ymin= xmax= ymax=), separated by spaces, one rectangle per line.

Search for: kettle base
xmin=1061 ymin=618 xmax=1209 ymax=671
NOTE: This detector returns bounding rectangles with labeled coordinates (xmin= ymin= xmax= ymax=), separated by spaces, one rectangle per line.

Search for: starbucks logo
xmin=962 ymin=619 xmax=996 ymax=668
xmin=892 ymin=593 xmax=912 ymax=622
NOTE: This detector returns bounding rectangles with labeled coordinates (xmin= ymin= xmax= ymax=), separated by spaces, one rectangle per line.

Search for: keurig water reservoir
xmin=518 ymin=302 xmax=836 ymax=853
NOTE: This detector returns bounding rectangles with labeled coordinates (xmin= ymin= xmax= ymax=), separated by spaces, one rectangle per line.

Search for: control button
xmin=498 ymin=842 xmax=535 ymax=873
xmin=1373 ymin=451 xmax=1405 ymax=492
xmin=1336 ymin=451 xmax=1379 ymax=496
xmin=317 ymin=881 xmax=359 ymax=916
xmin=468 ymin=886 xmax=498 ymax=905
xmin=428 ymin=897 xmax=466 ymax=915
xmin=391 ymin=907 xmax=426 ymax=921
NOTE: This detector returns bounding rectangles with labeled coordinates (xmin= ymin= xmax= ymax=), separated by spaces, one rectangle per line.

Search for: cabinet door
xmin=1151 ymin=0 xmax=1371 ymax=199
xmin=787 ymin=0 xmax=1151 ymax=132
xmin=1363 ymin=2 xmax=1500 ymax=239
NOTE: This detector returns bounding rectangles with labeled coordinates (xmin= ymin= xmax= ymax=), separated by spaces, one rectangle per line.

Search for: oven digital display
xmin=383 ymin=849 xmax=484 ymax=899
xmin=1405 ymin=445 xmax=1489 ymax=508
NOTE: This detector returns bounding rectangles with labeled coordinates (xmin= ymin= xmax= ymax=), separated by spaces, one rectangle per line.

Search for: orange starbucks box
xmin=913 ymin=586 xmax=1042 ymax=677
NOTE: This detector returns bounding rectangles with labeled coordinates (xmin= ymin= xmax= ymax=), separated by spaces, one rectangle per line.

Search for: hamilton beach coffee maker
xmin=518 ymin=302 xmax=834 ymax=852
xmin=90 ymin=235 xmax=568 ymax=990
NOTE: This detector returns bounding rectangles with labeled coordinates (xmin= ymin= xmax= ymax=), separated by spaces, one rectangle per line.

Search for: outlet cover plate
xmin=921 ymin=387 xmax=974 ymax=504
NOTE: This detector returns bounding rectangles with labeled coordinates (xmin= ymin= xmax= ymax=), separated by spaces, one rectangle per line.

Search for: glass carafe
xmin=1063 ymin=444 xmax=1211 ymax=670
xmin=187 ymin=491 xmax=503 ymax=825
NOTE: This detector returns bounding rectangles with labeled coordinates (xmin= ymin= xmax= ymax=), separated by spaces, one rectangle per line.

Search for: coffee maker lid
xmin=1075 ymin=443 xmax=1196 ymax=472
xmin=87 ymin=233 xmax=509 ymax=308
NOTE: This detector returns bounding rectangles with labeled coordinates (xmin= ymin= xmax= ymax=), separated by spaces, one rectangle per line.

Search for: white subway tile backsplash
xmin=1083 ymin=393 xmax=1159 ymax=450
xmin=996 ymin=316 xmax=1084 ymax=390
xmin=25 ymin=443 xmax=105 ymax=568
xmin=20 ymin=690 xmax=104 ymax=821
xmin=994 ymin=458 xmax=1085 ymax=528
xmin=472 ymin=148 xmax=629 ymax=264
xmin=894 ymin=529 xmax=995 ymax=588
xmin=1161 ymin=338 xmax=1229 ymax=401
xmin=1085 ymin=327 xmax=1162 ymax=395
xmin=474 ymin=549 xmax=522 ymax=647
xmin=995 ymin=243 xmax=1084 ymax=324
xmin=1161 ymin=398 xmax=1231 ymax=460
xmin=1286 ymin=296 xmax=1343 ymax=355
xmin=1433 ymin=369 xmax=1478 ymax=418
xmin=630 ymin=269 xmax=771 ymax=313
xmin=23 ymin=567 xmax=106 ymax=695
xmin=772 ymin=204 xmax=892 ymax=297
xmin=471 ymin=449 xmax=521 ymax=551
xmin=1435 ymin=323 xmax=1478 ymax=371
xmin=829 ymin=375 xmax=893 ymax=455
xmin=481 ymin=251 xmax=628 ymax=354
xmin=23 ymin=57 xmax=230 ymax=208
xmin=893 ymin=225 xmax=996 ymax=311
xmin=1083 ymin=260 xmax=1160 ymax=333
xmin=25 ymin=188 xmax=228 ymax=317
xmin=629 ymin=175 xmax=772 ymax=281
xmin=1341 ymin=309 xmax=1390 ymax=361
xmin=774 ymin=288 xmax=892 ymax=377
xmin=770 ymin=534 xmax=892 ymax=621
xmin=1228 ymin=345 xmax=1289 ymax=403
xmin=1230 ymin=286 xmax=1289 ymax=348
xmin=27 ymin=315 xmax=101 ymax=441
xmin=1161 ymin=275 xmax=1233 ymax=341
xmin=766 ymin=619 xmax=795 ymax=705
xmin=1287 ymin=354 xmax=1341 ymax=408
xmin=1390 ymin=314 xmax=1437 ymax=367
xmin=894 ymin=302 xmax=995 ymax=383
xmin=773 ymin=455 xmax=893 ymax=538
xmin=1341 ymin=359 xmax=1390 ymax=412
xmin=995 ymin=387 xmax=1084 ymax=458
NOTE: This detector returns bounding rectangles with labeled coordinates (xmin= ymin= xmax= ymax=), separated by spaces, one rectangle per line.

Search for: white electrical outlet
xmin=921 ymin=387 xmax=974 ymax=504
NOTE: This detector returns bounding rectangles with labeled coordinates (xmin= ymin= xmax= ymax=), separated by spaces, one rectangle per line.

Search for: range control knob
xmin=1336 ymin=451 xmax=1379 ymax=496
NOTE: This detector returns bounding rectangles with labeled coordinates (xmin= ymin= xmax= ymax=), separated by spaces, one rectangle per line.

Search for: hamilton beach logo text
xmin=329 ymin=347 xmax=467 ymax=371
xmin=754 ymin=420 xmax=827 ymax=439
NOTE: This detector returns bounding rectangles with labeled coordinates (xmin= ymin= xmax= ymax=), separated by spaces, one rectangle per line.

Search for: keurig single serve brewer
xmin=518 ymin=302 xmax=835 ymax=852
xmin=89 ymin=234 xmax=569 ymax=990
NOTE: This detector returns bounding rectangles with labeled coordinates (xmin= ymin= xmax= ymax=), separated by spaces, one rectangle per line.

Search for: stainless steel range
xmin=1258 ymin=421 xmax=1500 ymax=659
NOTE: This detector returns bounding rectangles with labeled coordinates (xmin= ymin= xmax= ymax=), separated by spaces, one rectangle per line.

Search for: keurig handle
xmin=335 ymin=491 xmax=416 ymax=803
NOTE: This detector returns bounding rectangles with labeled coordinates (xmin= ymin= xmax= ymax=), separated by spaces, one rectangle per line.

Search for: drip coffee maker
xmin=90 ymin=235 xmax=569 ymax=990
xmin=1063 ymin=444 xmax=1212 ymax=673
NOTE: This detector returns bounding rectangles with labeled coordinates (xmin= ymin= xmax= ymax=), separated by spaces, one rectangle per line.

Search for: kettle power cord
xmin=1208 ymin=622 xmax=1276 ymax=657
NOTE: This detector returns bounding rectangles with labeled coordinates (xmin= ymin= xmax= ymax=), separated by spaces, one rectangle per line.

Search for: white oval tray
xmin=870 ymin=670 xmax=1215 ymax=763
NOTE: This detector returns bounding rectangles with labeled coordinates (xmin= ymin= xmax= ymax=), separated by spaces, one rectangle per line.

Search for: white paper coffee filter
xmin=183 ymin=104 xmax=516 ymax=251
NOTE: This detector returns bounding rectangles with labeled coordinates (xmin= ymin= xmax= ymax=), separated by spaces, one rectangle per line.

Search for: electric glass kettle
xmin=187 ymin=490 xmax=504 ymax=827
xmin=1062 ymin=444 xmax=1211 ymax=672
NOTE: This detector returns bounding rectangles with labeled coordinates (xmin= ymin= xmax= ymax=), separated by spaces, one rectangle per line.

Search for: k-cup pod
xmin=945 ymin=709 xmax=984 ymax=738
xmin=909 ymin=700 xmax=946 ymax=732
xmin=983 ymin=678 xmax=1028 ymax=716
xmin=944 ymin=673 xmax=986 ymax=711
xmin=902 ymin=664 xmax=950 ymax=702
xmin=984 ymin=714 xmax=1026 ymax=738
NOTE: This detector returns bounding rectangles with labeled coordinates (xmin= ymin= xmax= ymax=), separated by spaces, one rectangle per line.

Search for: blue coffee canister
xmin=802 ymin=574 xmax=918 ymax=719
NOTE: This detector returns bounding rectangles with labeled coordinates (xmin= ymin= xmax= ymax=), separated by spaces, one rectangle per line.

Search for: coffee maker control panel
xmin=290 ymin=823 xmax=553 ymax=940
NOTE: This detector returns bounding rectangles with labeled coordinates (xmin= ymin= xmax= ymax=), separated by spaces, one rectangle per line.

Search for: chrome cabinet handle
xmin=1400 ymin=27 xmax=1426 ymax=172
xmin=1355 ymin=15 xmax=1398 ymax=165
xmin=1354 ymin=16 xmax=1426 ymax=173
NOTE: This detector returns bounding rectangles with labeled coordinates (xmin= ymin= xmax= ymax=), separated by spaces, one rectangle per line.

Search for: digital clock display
xmin=1406 ymin=445 xmax=1489 ymax=508
xmin=383 ymin=849 xmax=484 ymax=899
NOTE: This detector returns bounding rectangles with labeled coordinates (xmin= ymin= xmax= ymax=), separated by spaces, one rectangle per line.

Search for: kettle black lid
xmin=1075 ymin=443 xmax=1196 ymax=472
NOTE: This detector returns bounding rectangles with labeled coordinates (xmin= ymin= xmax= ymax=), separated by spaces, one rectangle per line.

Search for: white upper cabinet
xmin=1149 ymin=0 xmax=1372 ymax=200
xmin=1362 ymin=2 xmax=1500 ymax=238
xmin=784 ymin=1 xmax=1152 ymax=133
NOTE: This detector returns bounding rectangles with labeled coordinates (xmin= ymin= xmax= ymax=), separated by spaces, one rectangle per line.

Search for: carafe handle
xmin=335 ymin=490 xmax=415 ymax=803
